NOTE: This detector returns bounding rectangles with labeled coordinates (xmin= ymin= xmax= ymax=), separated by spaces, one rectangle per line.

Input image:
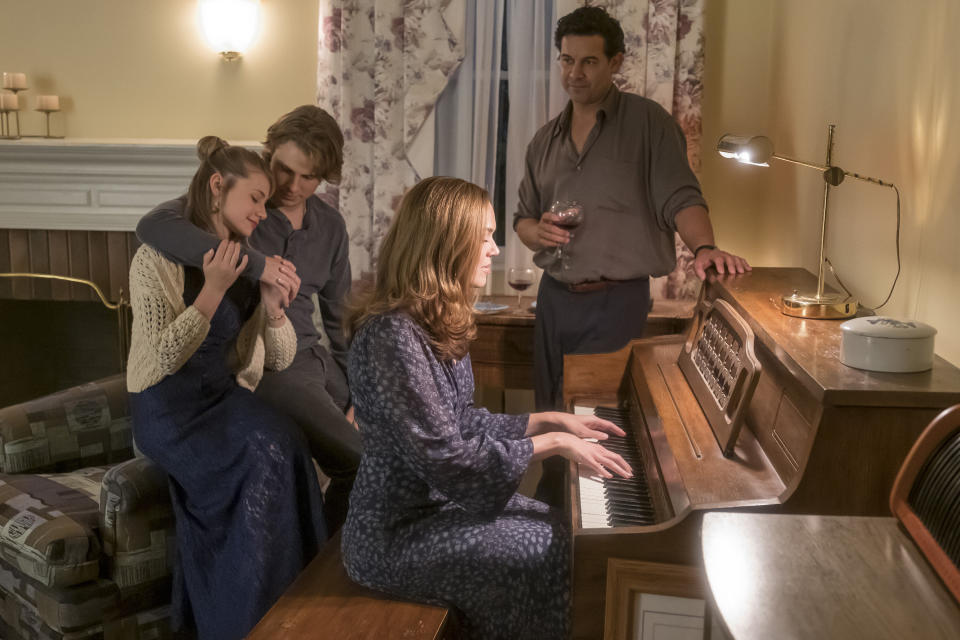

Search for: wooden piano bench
xmin=247 ymin=531 xmax=453 ymax=640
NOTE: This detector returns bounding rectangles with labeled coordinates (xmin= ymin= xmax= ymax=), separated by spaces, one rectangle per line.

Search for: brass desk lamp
xmin=717 ymin=125 xmax=900 ymax=319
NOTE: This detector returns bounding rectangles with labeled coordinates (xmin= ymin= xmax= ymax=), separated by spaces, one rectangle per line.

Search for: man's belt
xmin=565 ymin=277 xmax=642 ymax=293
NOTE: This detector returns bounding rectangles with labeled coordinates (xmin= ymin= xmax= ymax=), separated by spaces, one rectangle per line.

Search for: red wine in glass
xmin=507 ymin=267 xmax=535 ymax=312
xmin=550 ymin=200 xmax=584 ymax=268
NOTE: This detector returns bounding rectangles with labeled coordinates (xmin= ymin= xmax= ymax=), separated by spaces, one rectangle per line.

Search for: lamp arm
xmin=772 ymin=154 xmax=896 ymax=190
xmin=771 ymin=154 xmax=829 ymax=173
xmin=842 ymin=170 xmax=897 ymax=189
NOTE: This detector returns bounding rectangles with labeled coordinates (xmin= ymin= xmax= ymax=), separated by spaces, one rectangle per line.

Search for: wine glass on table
xmin=507 ymin=267 xmax=535 ymax=313
xmin=550 ymin=200 xmax=584 ymax=270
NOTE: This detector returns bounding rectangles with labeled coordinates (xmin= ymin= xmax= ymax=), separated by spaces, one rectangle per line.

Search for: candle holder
xmin=33 ymin=108 xmax=62 ymax=138
xmin=32 ymin=95 xmax=63 ymax=139
xmin=0 ymin=88 xmax=22 ymax=139
xmin=1 ymin=74 xmax=65 ymax=139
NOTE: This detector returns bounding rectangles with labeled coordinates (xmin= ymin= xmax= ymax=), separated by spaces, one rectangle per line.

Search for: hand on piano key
xmin=561 ymin=433 xmax=633 ymax=479
xmin=536 ymin=410 xmax=627 ymax=441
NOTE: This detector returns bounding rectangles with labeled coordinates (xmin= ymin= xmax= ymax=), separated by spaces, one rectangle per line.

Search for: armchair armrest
xmin=99 ymin=457 xmax=175 ymax=591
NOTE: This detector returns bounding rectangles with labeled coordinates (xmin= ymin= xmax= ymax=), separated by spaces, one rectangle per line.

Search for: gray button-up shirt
xmin=513 ymin=85 xmax=707 ymax=283
xmin=136 ymin=195 xmax=351 ymax=372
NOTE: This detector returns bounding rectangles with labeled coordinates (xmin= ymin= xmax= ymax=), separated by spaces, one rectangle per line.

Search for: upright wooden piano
xmin=563 ymin=267 xmax=960 ymax=639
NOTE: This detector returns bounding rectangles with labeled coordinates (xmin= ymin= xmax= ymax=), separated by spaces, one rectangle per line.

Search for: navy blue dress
xmin=342 ymin=312 xmax=570 ymax=639
xmin=129 ymin=267 xmax=327 ymax=639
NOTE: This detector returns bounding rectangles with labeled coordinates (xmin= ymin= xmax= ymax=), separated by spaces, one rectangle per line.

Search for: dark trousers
xmin=533 ymin=274 xmax=650 ymax=506
xmin=256 ymin=344 xmax=362 ymax=532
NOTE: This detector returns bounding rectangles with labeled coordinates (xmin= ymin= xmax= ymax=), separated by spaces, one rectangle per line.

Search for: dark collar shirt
xmin=254 ymin=196 xmax=351 ymax=367
xmin=513 ymin=85 xmax=707 ymax=284
xmin=136 ymin=195 xmax=351 ymax=371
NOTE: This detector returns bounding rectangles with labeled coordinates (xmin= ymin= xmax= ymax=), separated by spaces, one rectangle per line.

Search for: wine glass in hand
xmin=507 ymin=267 xmax=535 ymax=313
xmin=550 ymin=200 xmax=584 ymax=269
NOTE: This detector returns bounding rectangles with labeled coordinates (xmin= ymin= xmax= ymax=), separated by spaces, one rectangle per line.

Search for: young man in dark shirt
xmin=137 ymin=106 xmax=360 ymax=531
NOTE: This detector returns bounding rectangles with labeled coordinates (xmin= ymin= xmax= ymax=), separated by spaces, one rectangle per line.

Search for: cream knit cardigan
xmin=126 ymin=245 xmax=297 ymax=393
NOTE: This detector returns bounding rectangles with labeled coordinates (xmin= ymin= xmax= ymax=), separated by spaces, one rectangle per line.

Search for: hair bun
xmin=196 ymin=135 xmax=229 ymax=161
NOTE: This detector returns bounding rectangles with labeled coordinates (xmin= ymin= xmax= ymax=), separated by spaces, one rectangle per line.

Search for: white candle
xmin=0 ymin=93 xmax=19 ymax=111
xmin=35 ymin=95 xmax=60 ymax=111
xmin=2 ymin=72 xmax=27 ymax=90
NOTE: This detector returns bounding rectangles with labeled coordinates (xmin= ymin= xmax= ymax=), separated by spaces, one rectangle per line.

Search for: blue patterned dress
xmin=129 ymin=267 xmax=327 ymax=639
xmin=342 ymin=312 xmax=570 ymax=639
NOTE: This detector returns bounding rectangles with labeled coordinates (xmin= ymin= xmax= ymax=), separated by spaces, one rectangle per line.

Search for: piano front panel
xmin=744 ymin=338 xmax=822 ymax=485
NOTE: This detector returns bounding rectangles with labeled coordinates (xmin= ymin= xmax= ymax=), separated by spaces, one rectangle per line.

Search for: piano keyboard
xmin=575 ymin=405 xmax=657 ymax=529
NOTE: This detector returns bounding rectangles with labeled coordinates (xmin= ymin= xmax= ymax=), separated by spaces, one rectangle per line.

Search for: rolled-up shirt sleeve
xmin=513 ymin=141 xmax=543 ymax=230
xmin=648 ymin=114 xmax=709 ymax=233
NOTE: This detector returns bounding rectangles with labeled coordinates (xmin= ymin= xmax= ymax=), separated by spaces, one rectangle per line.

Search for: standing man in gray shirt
xmin=514 ymin=7 xmax=749 ymax=505
xmin=137 ymin=106 xmax=360 ymax=532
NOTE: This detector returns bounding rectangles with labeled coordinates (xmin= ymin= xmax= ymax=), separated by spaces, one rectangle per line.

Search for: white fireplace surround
xmin=0 ymin=139 xmax=259 ymax=231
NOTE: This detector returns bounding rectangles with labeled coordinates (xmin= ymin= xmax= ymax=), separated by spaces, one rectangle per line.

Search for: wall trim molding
xmin=0 ymin=139 xmax=257 ymax=231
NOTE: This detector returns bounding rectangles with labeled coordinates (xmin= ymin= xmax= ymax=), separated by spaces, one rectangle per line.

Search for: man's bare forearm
xmin=674 ymin=205 xmax=715 ymax=253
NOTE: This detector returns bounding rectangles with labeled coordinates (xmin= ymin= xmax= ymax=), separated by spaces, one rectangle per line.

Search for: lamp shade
xmin=199 ymin=0 xmax=261 ymax=60
xmin=717 ymin=134 xmax=774 ymax=167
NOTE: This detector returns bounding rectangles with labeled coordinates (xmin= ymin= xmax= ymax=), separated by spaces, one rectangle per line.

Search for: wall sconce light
xmin=199 ymin=0 xmax=261 ymax=62
xmin=717 ymin=125 xmax=900 ymax=319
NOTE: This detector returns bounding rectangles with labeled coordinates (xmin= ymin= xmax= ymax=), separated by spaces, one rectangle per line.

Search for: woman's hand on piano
xmin=560 ymin=434 xmax=633 ymax=480
xmin=560 ymin=413 xmax=626 ymax=441
xmin=527 ymin=412 xmax=626 ymax=440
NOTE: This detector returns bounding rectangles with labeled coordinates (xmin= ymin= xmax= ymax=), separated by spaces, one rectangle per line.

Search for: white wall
xmin=701 ymin=0 xmax=960 ymax=366
xmin=0 ymin=0 xmax=319 ymax=140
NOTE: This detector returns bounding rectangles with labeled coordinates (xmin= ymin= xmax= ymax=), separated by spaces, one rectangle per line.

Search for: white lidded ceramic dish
xmin=840 ymin=316 xmax=936 ymax=372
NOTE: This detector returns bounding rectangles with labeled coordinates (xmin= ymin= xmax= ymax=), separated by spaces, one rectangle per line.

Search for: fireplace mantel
xmin=0 ymin=138 xmax=258 ymax=231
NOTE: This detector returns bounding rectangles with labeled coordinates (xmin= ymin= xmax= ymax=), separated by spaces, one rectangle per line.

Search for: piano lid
xmin=706 ymin=268 xmax=960 ymax=408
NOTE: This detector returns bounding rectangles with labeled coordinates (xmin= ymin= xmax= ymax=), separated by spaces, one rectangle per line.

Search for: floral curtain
xmin=317 ymin=0 xmax=464 ymax=276
xmin=317 ymin=0 xmax=705 ymax=297
xmin=594 ymin=0 xmax=706 ymax=300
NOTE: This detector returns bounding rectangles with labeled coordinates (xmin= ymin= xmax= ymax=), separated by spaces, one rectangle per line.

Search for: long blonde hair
xmin=349 ymin=176 xmax=489 ymax=361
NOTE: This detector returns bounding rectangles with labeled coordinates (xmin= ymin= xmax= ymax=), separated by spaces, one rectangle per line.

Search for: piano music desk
xmin=702 ymin=512 xmax=960 ymax=639
xmin=470 ymin=295 xmax=695 ymax=390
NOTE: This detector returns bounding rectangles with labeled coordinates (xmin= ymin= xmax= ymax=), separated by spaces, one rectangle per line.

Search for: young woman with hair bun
xmin=342 ymin=176 xmax=632 ymax=639
xmin=126 ymin=136 xmax=327 ymax=640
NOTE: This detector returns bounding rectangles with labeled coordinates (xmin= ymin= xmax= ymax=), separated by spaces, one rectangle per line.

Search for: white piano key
xmin=578 ymin=472 xmax=612 ymax=529
xmin=575 ymin=405 xmax=612 ymax=528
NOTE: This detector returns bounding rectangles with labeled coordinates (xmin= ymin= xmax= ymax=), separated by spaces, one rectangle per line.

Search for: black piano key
xmin=610 ymin=513 xmax=655 ymax=526
xmin=605 ymin=502 xmax=656 ymax=518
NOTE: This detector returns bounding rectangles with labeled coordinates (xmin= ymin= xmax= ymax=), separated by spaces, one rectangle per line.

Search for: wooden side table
xmin=701 ymin=512 xmax=960 ymax=640
xmin=469 ymin=295 xmax=695 ymax=391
